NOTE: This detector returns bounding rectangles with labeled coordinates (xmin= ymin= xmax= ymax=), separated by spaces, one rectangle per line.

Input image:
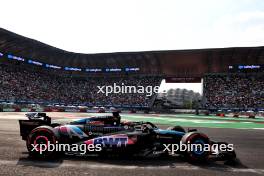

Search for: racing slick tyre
xmin=181 ymin=132 xmax=210 ymax=163
xmin=26 ymin=126 xmax=59 ymax=159
xmin=167 ymin=126 xmax=185 ymax=133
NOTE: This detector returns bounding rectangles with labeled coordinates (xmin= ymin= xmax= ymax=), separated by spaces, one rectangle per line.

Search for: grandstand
xmin=0 ymin=62 xmax=161 ymax=108
xmin=1 ymin=28 xmax=264 ymax=112
xmin=204 ymin=73 xmax=264 ymax=110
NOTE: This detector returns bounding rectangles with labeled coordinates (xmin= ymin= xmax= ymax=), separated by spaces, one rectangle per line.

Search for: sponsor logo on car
xmin=85 ymin=134 xmax=133 ymax=147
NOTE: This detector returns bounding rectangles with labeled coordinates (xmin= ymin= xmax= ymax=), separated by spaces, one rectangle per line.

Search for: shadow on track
xmin=16 ymin=153 xmax=247 ymax=171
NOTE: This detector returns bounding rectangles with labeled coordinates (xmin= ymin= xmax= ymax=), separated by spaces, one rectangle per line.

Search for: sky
xmin=1 ymin=0 xmax=264 ymax=94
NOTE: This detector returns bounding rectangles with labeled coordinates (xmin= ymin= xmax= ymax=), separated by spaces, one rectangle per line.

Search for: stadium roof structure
xmin=0 ymin=28 xmax=264 ymax=78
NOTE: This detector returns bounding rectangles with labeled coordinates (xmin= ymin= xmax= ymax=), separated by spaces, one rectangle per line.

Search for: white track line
xmin=0 ymin=159 xmax=263 ymax=174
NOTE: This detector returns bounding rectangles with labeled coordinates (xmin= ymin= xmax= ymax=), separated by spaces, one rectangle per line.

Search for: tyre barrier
xmin=204 ymin=111 xmax=210 ymax=116
xmin=233 ymin=114 xmax=239 ymax=118
xmin=248 ymin=115 xmax=255 ymax=119
xmin=79 ymin=108 xmax=87 ymax=112
xmin=130 ymin=109 xmax=136 ymax=113
xmin=216 ymin=113 xmax=225 ymax=117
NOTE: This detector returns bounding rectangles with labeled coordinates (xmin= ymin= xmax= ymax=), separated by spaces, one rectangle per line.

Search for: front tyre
xmin=181 ymin=132 xmax=210 ymax=162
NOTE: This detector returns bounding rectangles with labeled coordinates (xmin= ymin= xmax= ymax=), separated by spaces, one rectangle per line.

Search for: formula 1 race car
xmin=19 ymin=112 xmax=236 ymax=162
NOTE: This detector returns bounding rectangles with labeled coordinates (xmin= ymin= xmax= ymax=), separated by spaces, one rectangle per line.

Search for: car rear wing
xmin=19 ymin=113 xmax=51 ymax=140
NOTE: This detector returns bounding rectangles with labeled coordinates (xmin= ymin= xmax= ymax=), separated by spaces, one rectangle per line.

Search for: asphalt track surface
xmin=0 ymin=112 xmax=264 ymax=176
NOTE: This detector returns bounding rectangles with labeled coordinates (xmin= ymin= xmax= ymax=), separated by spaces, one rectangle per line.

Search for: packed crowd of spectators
xmin=204 ymin=74 xmax=264 ymax=109
xmin=0 ymin=64 xmax=161 ymax=107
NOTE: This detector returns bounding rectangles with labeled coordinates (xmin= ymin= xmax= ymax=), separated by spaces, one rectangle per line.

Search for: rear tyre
xmin=26 ymin=126 xmax=58 ymax=159
xmin=181 ymin=132 xmax=210 ymax=162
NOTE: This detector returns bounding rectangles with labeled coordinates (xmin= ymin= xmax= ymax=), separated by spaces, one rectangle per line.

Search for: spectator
xmin=0 ymin=64 xmax=161 ymax=107
xmin=203 ymin=74 xmax=264 ymax=109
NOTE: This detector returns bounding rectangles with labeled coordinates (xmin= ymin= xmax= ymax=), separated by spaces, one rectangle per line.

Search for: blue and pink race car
xmin=19 ymin=112 xmax=236 ymax=163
